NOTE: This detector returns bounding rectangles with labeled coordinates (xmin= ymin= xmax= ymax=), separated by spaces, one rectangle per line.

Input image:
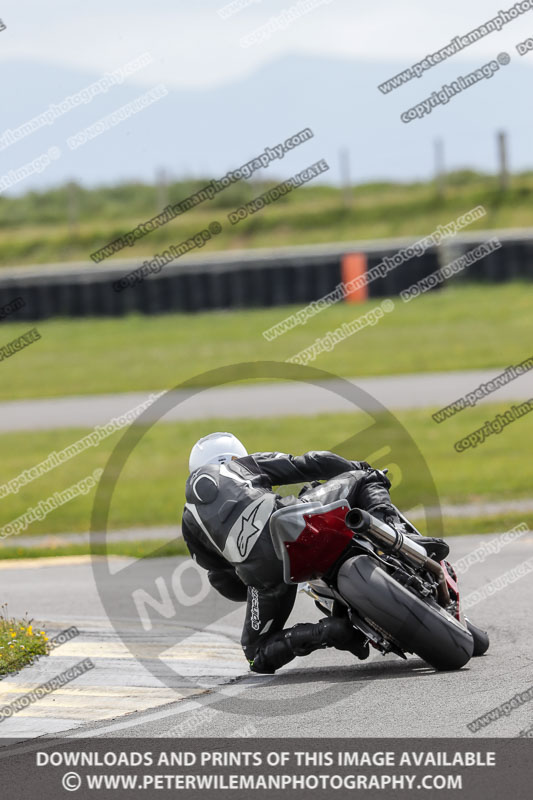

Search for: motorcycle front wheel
xmin=465 ymin=618 xmax=490 ymax=656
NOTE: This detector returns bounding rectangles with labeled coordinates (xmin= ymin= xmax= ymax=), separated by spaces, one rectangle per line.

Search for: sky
xmin=2 ymin=0 xmax=532 ymax=89
xmin=1 ymin=0 xmax=533 ymax=189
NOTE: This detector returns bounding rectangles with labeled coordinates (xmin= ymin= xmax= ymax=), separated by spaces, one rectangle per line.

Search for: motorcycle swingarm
xmin=347 ymin=607 xmax=408 ymax=659
xmin=317 ymin=580 xmax=408 ymax=660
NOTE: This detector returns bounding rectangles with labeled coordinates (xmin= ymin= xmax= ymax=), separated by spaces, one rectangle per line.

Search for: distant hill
xmin=0 ymin=51 xmax=531 ymax=192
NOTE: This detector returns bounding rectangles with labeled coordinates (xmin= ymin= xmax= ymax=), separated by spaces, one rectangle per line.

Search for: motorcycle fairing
xmin=269 ymin=500 xmax=353 ymax=584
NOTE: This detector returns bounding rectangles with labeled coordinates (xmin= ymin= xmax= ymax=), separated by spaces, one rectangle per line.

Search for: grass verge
xmin=2 ymin=172 xmax=533 ymax=265
xmin=0 ymin=402 xmax=531 ymax=545
xmin=0 ymin=539 xmax=188 ymax=560
xmin=0 ymin=283 xmax=532 ymax=400
xmin=0 ymin=516 xmax=529 ymax=563
xmin=0 ymin=605 xmax=49 ymax=677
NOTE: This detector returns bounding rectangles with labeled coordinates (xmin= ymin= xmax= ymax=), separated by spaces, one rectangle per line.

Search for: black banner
xmin=0 ymin=738 xmax=531 ymax=799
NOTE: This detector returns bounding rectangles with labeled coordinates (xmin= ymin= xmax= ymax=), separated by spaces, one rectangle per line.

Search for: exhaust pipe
xmin=346 ymin=508 xmax=450 ymax=606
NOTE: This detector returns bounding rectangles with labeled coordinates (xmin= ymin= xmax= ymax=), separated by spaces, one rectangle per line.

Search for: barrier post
xmin=341 ymin=252 xmax=368 ymax=303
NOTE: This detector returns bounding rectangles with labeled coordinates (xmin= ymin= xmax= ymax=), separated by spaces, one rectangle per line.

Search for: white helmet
xmin=188 ymin=432 xmax=248 ymax=472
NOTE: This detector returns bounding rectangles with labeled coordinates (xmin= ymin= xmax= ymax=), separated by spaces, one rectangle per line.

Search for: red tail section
xmin=283 ymin=503 xmax=353 ymax=583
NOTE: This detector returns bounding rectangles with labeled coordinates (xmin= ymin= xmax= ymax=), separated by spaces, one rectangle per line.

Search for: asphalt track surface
xmin=3 ymin=369 xmax=533 ymax=431
xmin=1 ymin=531 xmax=532 ymax=739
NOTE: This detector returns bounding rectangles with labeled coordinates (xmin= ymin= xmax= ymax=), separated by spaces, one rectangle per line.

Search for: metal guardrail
xmin=0 ymin=229 xmax=530 ymax=319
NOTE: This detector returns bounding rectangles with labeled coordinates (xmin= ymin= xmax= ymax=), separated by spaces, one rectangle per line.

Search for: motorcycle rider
xmin=181 ymin=432 xmax=449 ymax=675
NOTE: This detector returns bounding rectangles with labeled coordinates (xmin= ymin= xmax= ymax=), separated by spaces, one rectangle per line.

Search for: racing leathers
xmin=181 ymin=451 xmax=445 ymax=674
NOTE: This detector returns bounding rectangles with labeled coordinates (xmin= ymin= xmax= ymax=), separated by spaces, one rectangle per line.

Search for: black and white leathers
xmin=182 ymin=451 xmax=382 ymax=592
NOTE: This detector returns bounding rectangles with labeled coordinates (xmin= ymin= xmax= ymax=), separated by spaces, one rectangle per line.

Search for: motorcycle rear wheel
xmin=337 ymin=555 xmax=474 ymax=671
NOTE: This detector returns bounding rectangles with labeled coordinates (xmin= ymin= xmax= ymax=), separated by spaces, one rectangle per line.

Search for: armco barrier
xmin=0 ymin=230 xmax=531 ymax=320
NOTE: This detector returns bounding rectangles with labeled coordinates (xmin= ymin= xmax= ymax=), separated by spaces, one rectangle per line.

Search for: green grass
xmin=0 ymin=402 xmax=531 ymax=546
xmin=1 ymin=171 xmax=533 ymax=265
xmin=439 ymin=512 xmax=533 ymax=537
xmin=1 ymin=283 xmax=532 ymax=400
xmin=0 ymin=605 xmax=49 ymax=676
xmin=0 ymin=539 xmax=188 ymax=560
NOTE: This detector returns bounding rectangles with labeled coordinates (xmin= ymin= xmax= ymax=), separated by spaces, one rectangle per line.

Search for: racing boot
xmin=288 ymin=617 xmax=369 ymax=661
xmin=380 ymin=511 xmax=450 ymax=562
xmin=248 ymin=618 xmax=369 ymax=674
xmin=247 ymin=631 xmax=295 ymax=674
xmin=408 ymin=536 xmax=449 ymax=562
xmin=356 ymin=472 xmax=450 ymax=563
